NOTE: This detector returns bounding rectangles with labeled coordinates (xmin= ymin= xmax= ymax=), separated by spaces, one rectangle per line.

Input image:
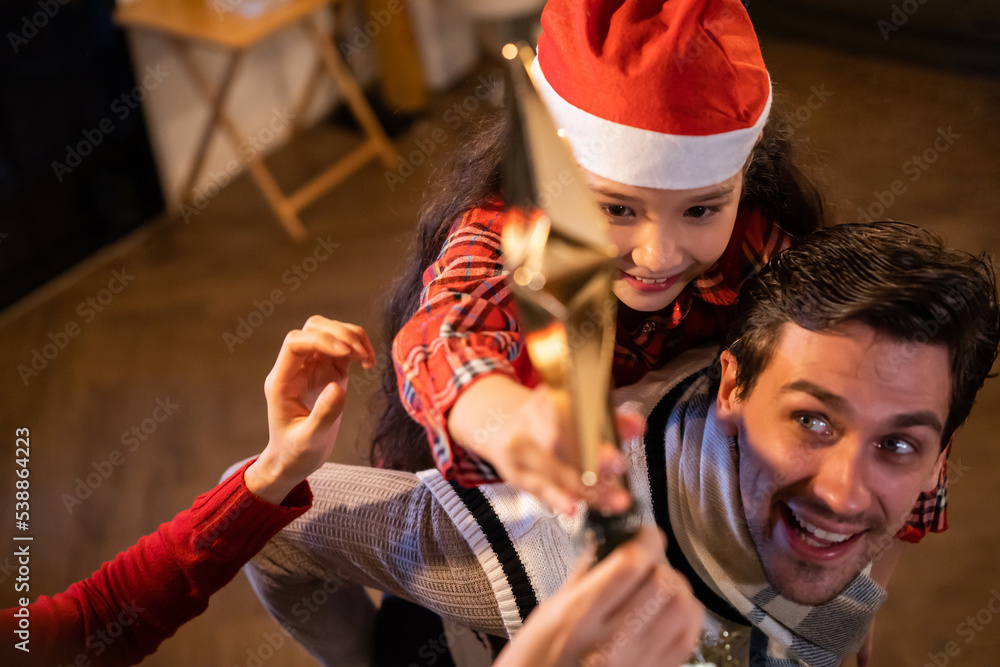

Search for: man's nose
xmin=811 ymin=438 xmax=872 ymax=518
xmin=632 ymin=221 xmax=681 ymax=272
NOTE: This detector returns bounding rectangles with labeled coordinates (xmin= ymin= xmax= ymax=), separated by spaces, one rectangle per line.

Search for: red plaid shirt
xmin=393 ymin=202 xmax=948 ymax=540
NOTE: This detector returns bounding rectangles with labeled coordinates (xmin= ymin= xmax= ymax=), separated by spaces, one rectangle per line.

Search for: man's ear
xmin=927 ymin=428 xmax=958 ymax=490
xmin=716 ymin=349 xmax=742 ymax=436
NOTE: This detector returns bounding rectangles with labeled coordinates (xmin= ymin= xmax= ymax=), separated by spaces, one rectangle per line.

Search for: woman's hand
xmin=244 ymin=317 xmax=375 ymax=504
xmin=495 ymin=526 xmax=704 ymax=667
xmin=448 ymin=375 xmax=643 ymax=516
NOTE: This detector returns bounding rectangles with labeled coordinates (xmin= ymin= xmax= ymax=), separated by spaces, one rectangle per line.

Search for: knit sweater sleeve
xmin=393 ymin=206 xmax=534 ymax=485
xmin=245 ymin=462 xmax=506 ymax=662
xmin=0 ymin=458 xmax=311 ymax=666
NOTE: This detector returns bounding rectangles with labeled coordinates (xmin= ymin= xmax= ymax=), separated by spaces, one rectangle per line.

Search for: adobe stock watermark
xmin=194 ymin=488 xmax=255 ymax=553
xmin=339 ymin=0 xmax=406 ymax=64
xmin=384 ymin=73 xmax=502 ymax=191
xmin=234 ymin=629 xmax=289 ymax=667
xmin=7 ymin=0 xmax=71 ymax=54
xmin=922 ymin=587 xmax=1000 ymax=667
xmin=784 ymin=85 xmax=833 ymax=131
xmin=223 ymin=236 xmax=340 ymax=352
xmin=17 ymin=268 xmax=135 ymax=385
xmin=61 ymin=397 xmax=180 ymax=514
xmin=51 ymin=65 xmax=171 ymax=182
xmin=75 ymin=600 xmax=146 ymax=663
xmin=883 ymin=280 xmax=973 ymax=371
xmin=856 ymin=126 xmax=959 ymax=222
xmin=181 ymin=107 xmax=295 ymax=223
xmin=878 ymin=0 xmax=931 ymax=42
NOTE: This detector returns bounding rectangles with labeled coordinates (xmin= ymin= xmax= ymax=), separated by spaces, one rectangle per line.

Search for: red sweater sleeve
xmin=393 ymin=206 xmax=537 ymax=485
xmin=1 ymin=459 xmax=311 ymax=666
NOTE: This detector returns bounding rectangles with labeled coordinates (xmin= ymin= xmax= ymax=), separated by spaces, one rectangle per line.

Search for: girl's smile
xmin=620 ymin=271 xmax=682 ymax=293
xmin=581 ymin=169 xmax=745 ymax=312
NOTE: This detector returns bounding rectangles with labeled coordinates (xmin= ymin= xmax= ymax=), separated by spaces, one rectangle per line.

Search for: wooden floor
xmin=1 ymin=37 xmax=999 ymax=666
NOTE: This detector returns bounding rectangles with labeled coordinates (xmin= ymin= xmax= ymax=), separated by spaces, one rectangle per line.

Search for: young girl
xmin=375 ymin=0 xmax=946 ymax=541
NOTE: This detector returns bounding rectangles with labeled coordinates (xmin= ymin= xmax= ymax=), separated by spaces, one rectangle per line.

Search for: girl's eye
xmin=795 ymin=414 xmax=832 ymax=436
xmin=684 ymin=205 xmax=720 ymax=219
xmin=877 ymin=437 xmax=916 ymax=456
xmin=602 ymin=204 xmax=634 ymax=218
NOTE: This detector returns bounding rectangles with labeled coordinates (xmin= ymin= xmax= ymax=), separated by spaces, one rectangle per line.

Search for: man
xmin=246 ymin=222 xmax=999 ymax=667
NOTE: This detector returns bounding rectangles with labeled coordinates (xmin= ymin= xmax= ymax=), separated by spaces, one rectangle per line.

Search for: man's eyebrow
xmin=780 ymin=380 xmax=850 ymax=414
xmin=887 ymin=411 xmax=943 ymax=435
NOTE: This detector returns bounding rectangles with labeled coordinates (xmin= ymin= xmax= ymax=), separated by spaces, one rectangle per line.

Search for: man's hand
xmin=244 ymin=317 xmax=375 ymax=504
xmin=495 ymin=526 xmax=704 ymax=667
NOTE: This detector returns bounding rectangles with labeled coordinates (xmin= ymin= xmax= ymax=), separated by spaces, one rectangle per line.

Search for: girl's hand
xmin=448 ymin=375 xmax=643 ymax=516
xmin=244 ymin=317 xmax=376 ymax=504
xmin=495 ymin=526 xmax=704 ymax=667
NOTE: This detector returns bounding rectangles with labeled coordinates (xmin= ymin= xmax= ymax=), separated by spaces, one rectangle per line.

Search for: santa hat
xmin=532 ymin=0 xmax=771 ymax=190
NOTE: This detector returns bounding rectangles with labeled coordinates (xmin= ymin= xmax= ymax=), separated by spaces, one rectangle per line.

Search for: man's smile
xmin=777 ymin=502 xmax=869 ymax=562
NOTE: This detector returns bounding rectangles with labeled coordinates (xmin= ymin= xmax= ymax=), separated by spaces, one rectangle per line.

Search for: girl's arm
xmin=395 ymin=207 xmax=631 ymax=513
xmin=392 ymin=206 xmax=527 ymax=482
xmin=448 ymin=374 xmax=633 ymax=516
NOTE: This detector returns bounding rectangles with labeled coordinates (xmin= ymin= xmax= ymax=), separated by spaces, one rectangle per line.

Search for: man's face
xmin=716 ymin=321 xmax=950 ymax=605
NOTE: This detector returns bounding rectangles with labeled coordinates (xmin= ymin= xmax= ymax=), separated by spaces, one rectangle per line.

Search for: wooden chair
xmin=115 ymin=0 xmax=400 ymax=241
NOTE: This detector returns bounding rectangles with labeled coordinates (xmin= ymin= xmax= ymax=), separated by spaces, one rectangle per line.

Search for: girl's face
xmin=583 ymin=169 xmax=744 ymax=312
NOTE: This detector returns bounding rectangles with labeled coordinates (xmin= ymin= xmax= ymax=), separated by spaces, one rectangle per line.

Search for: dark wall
xmin=0 ymin=0 xmax=164 ymax=311
xmin=747 ymin=0 xmax=1000 ymax=75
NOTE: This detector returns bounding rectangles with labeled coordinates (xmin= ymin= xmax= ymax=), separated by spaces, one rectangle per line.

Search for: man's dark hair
xmin=724 ymin=221 xmax=1000 ymax=448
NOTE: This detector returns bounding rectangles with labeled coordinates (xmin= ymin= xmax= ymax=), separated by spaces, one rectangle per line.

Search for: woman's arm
xmin=1 ymin=317 xmax=374 ymax=666
xmin=0 ymin=460 xmax=312 ymax=667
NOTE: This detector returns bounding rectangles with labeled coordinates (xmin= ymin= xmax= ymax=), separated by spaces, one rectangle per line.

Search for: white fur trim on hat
xmin=531 ymin=57 xmax=772 ymax=190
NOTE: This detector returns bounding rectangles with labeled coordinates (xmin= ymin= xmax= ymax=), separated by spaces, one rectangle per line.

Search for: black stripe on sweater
xmin=448 ymin=481 xmax=539 ymax=622
xmin=644 ymin=368 xmax=750 ymax=626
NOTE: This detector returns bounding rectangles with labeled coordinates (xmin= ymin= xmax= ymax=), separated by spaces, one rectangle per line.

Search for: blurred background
xmin=1 ymin=0 xmax=998 ymax=665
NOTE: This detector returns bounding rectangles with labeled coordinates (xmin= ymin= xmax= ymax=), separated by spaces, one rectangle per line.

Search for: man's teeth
xmin=790 ymin=509 xmax=853 ymax=544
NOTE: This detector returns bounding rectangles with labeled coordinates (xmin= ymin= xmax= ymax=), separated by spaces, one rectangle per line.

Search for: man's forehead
xmin=763 ymin=321 xmax=952 ymax=420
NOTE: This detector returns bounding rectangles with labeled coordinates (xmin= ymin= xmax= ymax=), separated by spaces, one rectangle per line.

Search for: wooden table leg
xmin=174 ymin=42 xmax=242 ymax=203
xmin=303 ymin=12 xmax=400 ymax=168
xmin=170 ymin=41 xmax=308 ymax=241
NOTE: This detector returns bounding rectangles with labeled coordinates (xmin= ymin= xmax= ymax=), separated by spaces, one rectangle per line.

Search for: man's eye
xmin=878 ymin=438 xmax=916 ymax=455
xmin=795 ymin=414 xmax=831 ymax=436
xmin=602 ymin=204 xmax=634 ymax=218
